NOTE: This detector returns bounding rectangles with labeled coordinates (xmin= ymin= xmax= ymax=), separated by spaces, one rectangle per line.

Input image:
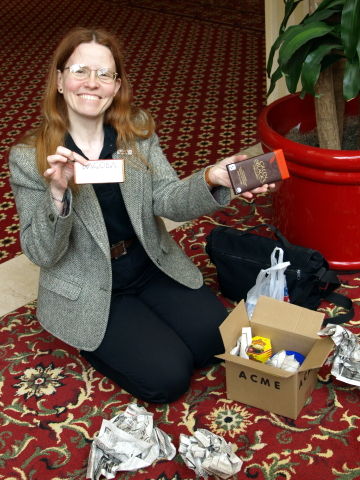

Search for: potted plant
xmin=257 ymin=0 xmax=360 ymax=270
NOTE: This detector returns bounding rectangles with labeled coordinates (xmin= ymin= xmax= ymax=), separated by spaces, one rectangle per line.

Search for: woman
xmin=9 ymin=27 xmax=272 ymax=403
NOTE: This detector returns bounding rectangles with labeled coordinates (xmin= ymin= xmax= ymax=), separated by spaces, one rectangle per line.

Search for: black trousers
xmin=81 ymin=243 xmax=226 ymax=403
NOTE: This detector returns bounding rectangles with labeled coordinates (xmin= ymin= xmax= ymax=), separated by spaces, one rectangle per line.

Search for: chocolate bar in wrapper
xmin=74 ymin=159 xmax=124 ymax=184
xmin=226 ymin=149 xmax=289 ymax=194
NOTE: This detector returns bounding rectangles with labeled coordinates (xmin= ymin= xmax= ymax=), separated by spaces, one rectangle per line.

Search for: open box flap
xmin=217 ymin=352 xmax=295 ymax=378
xmin=252 ymin=296 xmax=325 ymax=338
xmin=299 ymin=336 xmax=333 ymax=372
xmin=219 ymin=300 xmax=249 ymax=351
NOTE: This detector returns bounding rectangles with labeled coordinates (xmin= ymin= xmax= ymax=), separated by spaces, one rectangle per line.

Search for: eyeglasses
xmin=63 ymin=64 xmax=118 ymax=83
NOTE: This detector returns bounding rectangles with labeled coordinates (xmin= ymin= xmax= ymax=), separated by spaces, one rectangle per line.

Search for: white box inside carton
xmin=217 ymin=296 xmax=333 ymax=419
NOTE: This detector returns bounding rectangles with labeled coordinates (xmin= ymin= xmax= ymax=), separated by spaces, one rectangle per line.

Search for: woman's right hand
xmin=44 ymin=146 xmax=88 ymax=196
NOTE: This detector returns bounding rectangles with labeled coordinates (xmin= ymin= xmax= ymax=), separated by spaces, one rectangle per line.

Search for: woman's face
xmin=57 ymin=41 xmax=121 ymax=123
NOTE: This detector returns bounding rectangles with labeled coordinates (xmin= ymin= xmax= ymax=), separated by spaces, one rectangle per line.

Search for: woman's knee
xmin=136 ymin=361 xmax=192 ymax=403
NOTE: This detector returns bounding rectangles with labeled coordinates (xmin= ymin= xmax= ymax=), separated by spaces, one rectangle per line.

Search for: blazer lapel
xmin=120 ymin=162 xmax=145 ymax=240
xmin=114 ymin=150 xmax=146 ymax=240
xmin=73 ymin=184 xmax=110 ymax=256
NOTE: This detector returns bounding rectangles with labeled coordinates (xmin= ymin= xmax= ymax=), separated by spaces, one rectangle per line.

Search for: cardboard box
xmin=217 ymin=296 xmax=333 ymax=419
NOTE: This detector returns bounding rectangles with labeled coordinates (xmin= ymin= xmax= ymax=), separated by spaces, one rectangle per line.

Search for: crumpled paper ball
xmin=178 ymin=428 xmax=243 ymax=479
xmin=318 ymin=323 xmax=360 ymax=387
xmin=86 ymin=403 xmax=176 ymax=479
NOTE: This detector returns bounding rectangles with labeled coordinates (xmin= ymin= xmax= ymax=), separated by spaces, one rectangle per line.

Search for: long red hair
xmin=22 ymin=27 xmax=155 ymax=181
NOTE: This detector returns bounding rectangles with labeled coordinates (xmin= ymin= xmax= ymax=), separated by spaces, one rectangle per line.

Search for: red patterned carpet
xmin=1 ymin=1 xmax=360 ymax=479
xmin=1 ymin=195 xmax=360 ymax=479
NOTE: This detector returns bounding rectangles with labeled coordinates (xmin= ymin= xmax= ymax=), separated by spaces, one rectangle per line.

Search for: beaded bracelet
xmin=51 ymin=195 xmax=64 ymax=203
xmin=51 ymin=191 xmax=66 ymax=203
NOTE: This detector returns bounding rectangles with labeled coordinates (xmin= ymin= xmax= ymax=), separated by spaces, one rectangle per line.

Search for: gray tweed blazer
xmin=9 ymin=134 xmax=231 ymax=350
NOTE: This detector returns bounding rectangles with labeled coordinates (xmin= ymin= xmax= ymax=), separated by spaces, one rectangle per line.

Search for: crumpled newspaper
xmin=318 ymin=324 xmax=360 ymax=387
xmin=86 ymin=403 xmax=176 ymax=479
xmin=179 ymin=429 xmax=243 ymax=479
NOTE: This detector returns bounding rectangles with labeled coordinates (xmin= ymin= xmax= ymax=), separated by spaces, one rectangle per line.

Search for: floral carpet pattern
xmin=1 ymin=194 xmax=360 ymax=479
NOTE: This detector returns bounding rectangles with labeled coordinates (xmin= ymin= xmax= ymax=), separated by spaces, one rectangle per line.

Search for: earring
xmin=58 ymin=88 xmax=63 ymax=94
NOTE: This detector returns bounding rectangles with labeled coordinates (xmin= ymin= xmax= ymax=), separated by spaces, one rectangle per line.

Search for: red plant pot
xmin=258 ymin=93 xmax=360 ymax=270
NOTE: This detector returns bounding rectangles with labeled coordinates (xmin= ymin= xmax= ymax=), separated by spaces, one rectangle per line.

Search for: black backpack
xmin=206 ymin=224 xmax=354 ymax=326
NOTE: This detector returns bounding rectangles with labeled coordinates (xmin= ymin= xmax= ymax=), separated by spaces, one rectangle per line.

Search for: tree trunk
xmin=310 ymin=0 xmax=342 ymax=149
xmin=314 ymin=68 xmax=342 ymax=149
xmin=332 ymin=59 xmax=346 ymax=146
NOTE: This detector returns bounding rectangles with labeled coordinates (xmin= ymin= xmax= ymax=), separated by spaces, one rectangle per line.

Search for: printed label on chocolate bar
xmin=253 ymin=158 xmax=269 ymax=183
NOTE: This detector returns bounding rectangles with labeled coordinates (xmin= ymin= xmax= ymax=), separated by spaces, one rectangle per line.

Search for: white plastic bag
xmin=246 ymin=247 xmax=290 ymax=318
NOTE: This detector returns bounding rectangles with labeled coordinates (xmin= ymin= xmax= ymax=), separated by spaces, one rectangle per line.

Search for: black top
xmin=65 ymin=125 xmax=136 ymax=245
xmin=65 ymin=125 xmax=155 ymax=291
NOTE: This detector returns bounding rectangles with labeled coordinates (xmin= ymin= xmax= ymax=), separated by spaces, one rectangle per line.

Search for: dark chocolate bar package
xmin=226 ymin=149 xmax=289 ymax=194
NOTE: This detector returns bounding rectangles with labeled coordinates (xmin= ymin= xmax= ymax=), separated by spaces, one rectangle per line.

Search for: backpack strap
xmin=322 ymin=291 xmax=354 ymax=326
xmin=238 ymin=223 xmax=291 ymax=246
xmin=318 ymin=269 xmax=354 ymax=325
xmin=319 ymin=268 xmax=341 ymax=289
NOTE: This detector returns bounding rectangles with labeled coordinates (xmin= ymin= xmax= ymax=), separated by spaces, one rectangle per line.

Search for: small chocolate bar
xmin=226 ymin=149 xmax=289 ymax=194
xmin=74 ymin=159 xmax=125 ymax=184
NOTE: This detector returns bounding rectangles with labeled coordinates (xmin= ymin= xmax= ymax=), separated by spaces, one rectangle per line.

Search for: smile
xmin=79 ymin=94 xmax=101 ymax=100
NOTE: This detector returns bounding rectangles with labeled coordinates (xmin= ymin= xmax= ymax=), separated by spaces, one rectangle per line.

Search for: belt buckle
xmin=112 ymin=240 xmax=127 ymax=260
xmin=119 ymin=240 xmax=127 ymax=257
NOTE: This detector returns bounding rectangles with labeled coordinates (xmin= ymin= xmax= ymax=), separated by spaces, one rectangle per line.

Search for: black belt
xmin=110 ymin=239 xmax=135 ymax=259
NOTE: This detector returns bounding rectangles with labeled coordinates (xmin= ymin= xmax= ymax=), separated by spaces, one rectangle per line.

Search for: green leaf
xmin=316 ymin=0 xmax=345 ymax=10
xmin=278 ymin=22 xmax=335 ymax=67
xmin=301 ymin=42 xmax=342 ymax=94
xmin=341 ymin=0 xmax=360 ymax=59
xmin=303 ymin=8 xmax=341 ymax=25
xmin=283 ymin=43 xmax=312 ymax=92
xmin=284 ymin=63 xmax=302 ymax=93
xmin=343 ymin=59 xmax=360 ymax=99
xmin=267 ymin=25 xmax=301 ymax=77
xmin=280 ymin=0 xmax=304 ymax=33
xmin=267 ymin=65 xmax=284 ymax=97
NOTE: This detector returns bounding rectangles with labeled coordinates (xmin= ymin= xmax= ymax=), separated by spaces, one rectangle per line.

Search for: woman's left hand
xmin=207 ymin=154 xmax=276 ymax=199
